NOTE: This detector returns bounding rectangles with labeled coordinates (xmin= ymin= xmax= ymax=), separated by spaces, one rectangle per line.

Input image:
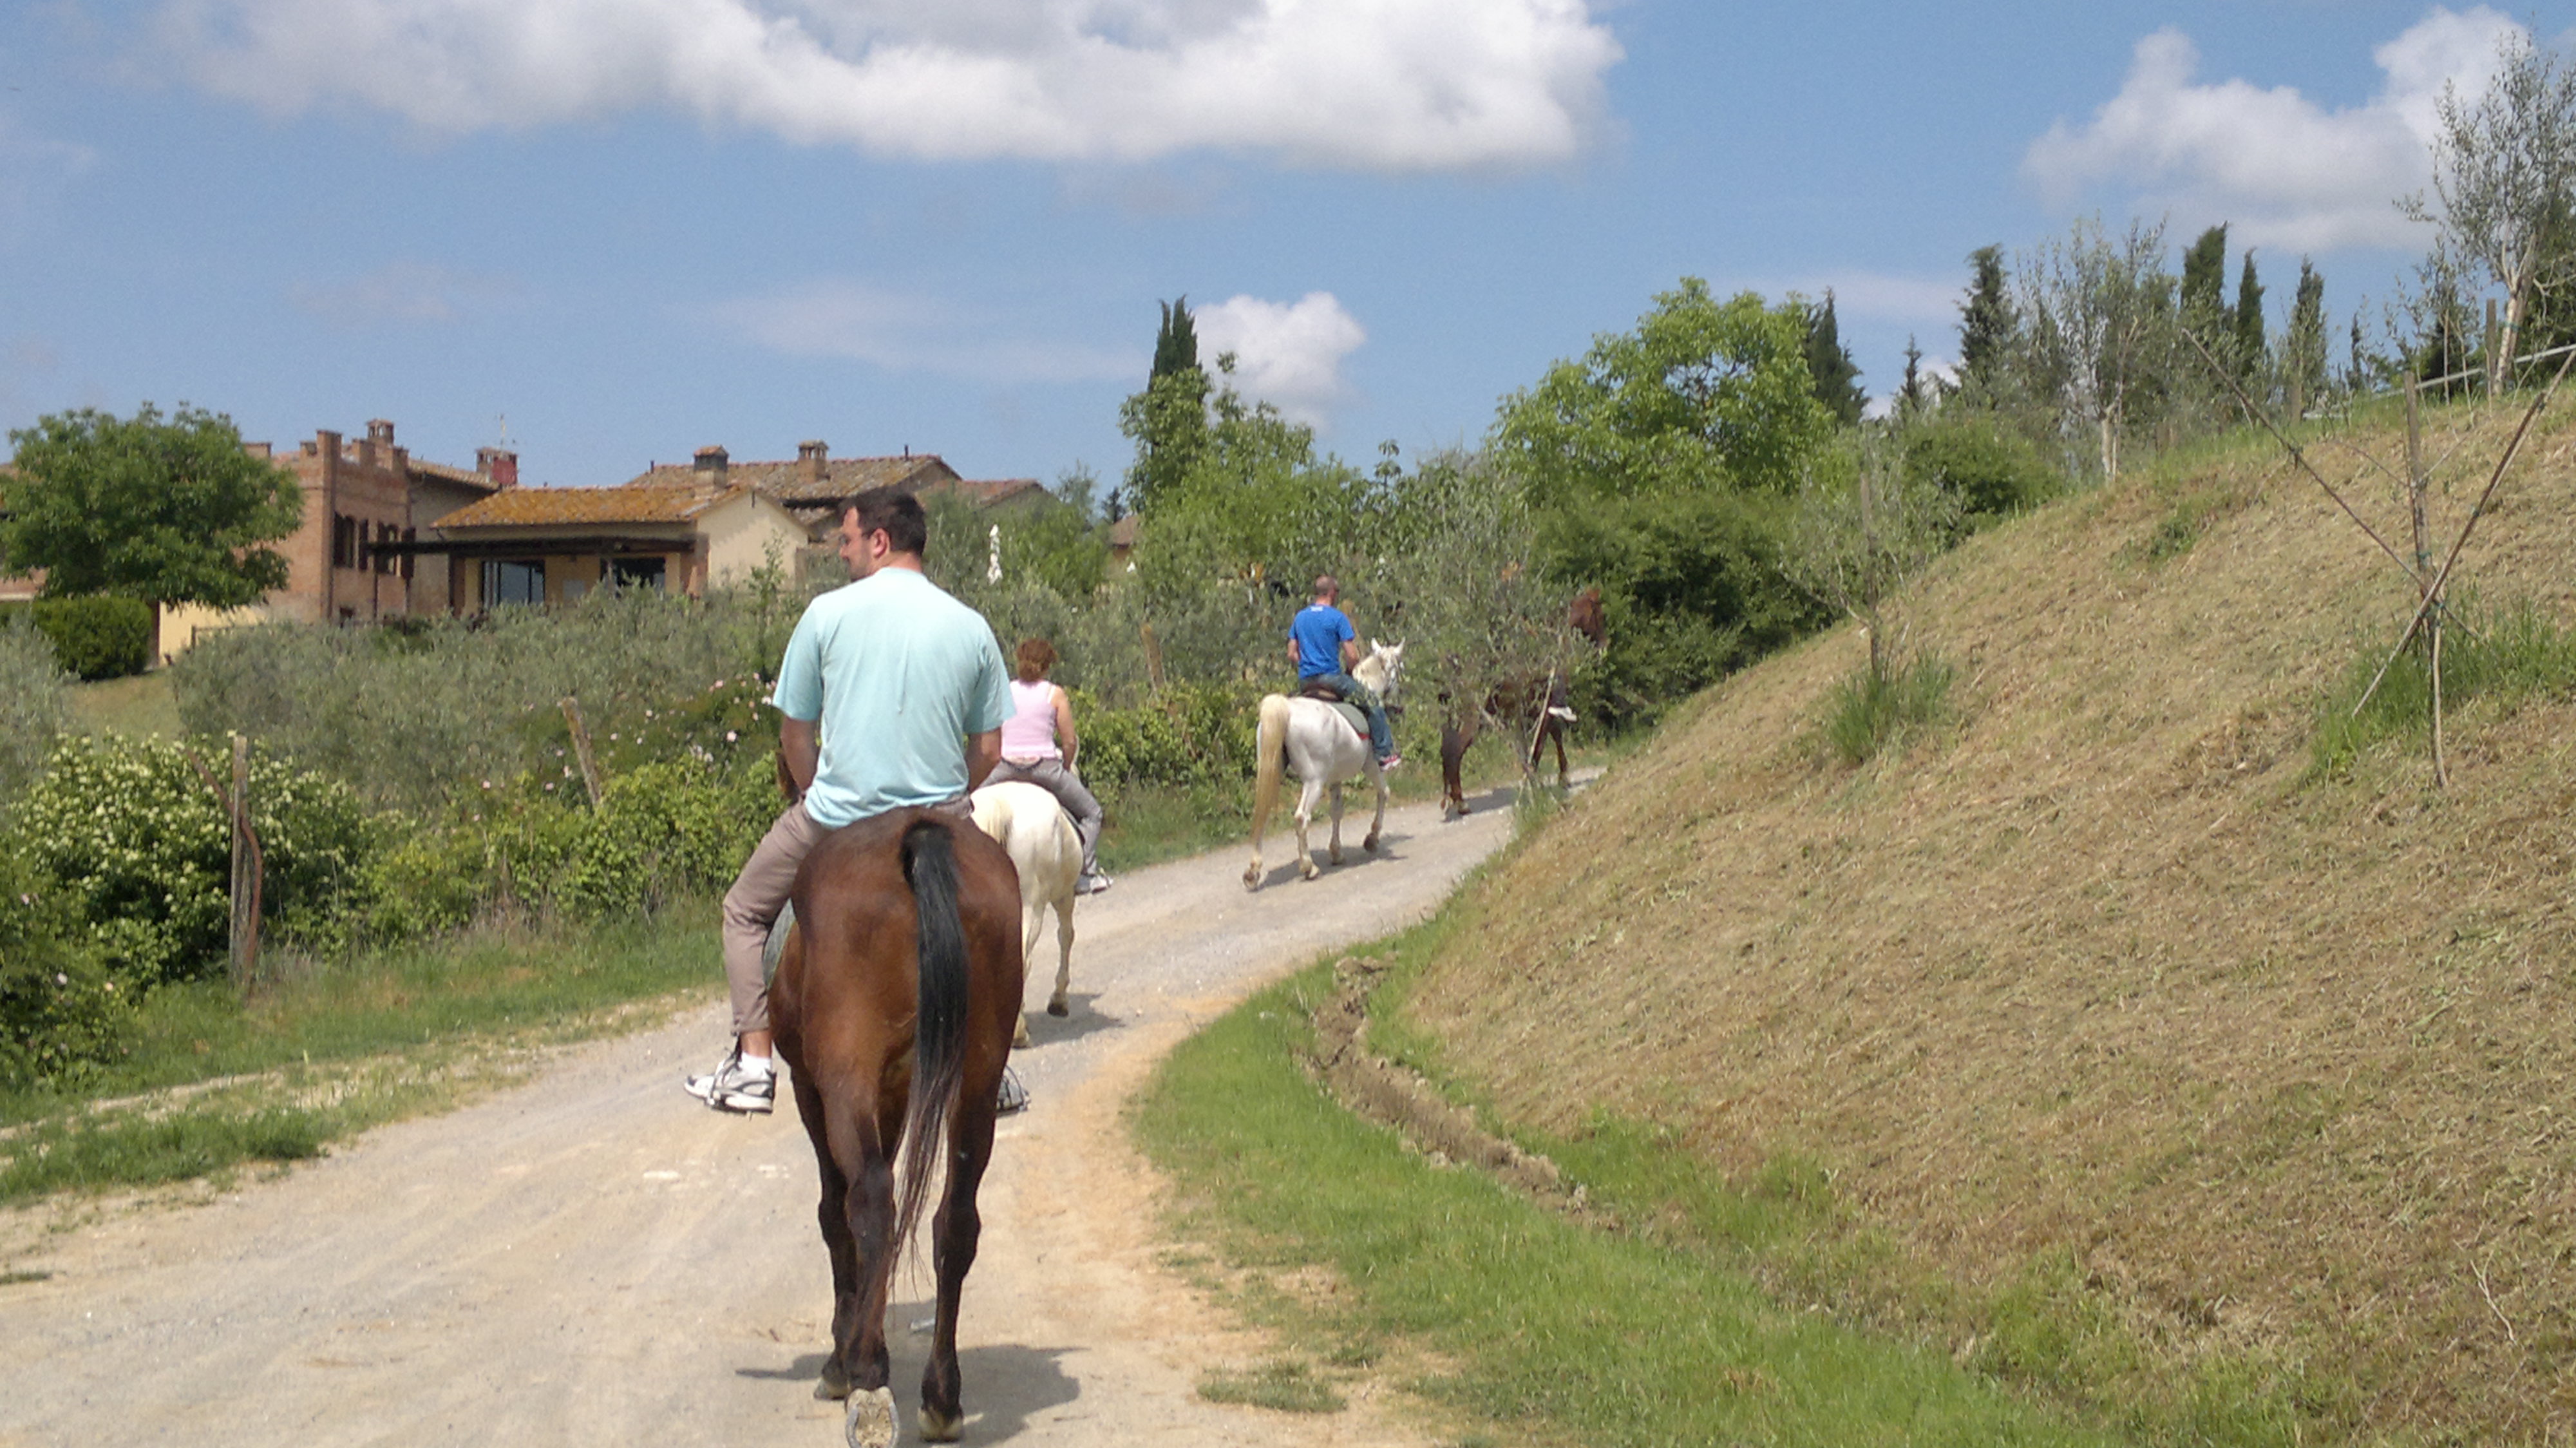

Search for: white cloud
xmin=1197 ymin=291 xmax=1365 ymax=424
xmin=710 ymin=278 xmax=1139 ymax=383
xmin=154 ymin=0 xmax=1620 ymax=171
xmin=287 ymin=260 xmax=518 ymax=327
xmin=2023 ymin=6 xmax=2521 ymax=251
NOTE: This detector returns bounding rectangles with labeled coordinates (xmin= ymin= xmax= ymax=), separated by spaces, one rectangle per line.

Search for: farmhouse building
xmin=416 ymin=481 xmax=808 ymax=605
xmin=146 ymin=419 xmax=515 ymax=657
xmin=616 ymin=443 xmax=1051 ymax=542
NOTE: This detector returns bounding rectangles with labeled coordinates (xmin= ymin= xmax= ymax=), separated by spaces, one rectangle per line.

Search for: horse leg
xmin=1013 ymin=904 xmax=1045 ymax=1047
xmin=835 ymin=1098 xmax=904 ymax=1447
xmin=1294 ymin=777 xmax=1323 ymax=880
xmin=1326 ymin=781 xmax=1347 ymax=866
xmin=1047 ymin=890 xmax=1074 ymax=1017
xmin=916 ymin=1089 xmax=999 ymax=1442
xmin=1439 ymin=716 xmax=1477 ymax=819
xmin=793 ymin=1072 xmax=860 ymax=1404
xmin=1551 ymin=719 xmax=1571 ymax=789
xmin=1364 ymin=770 xmax=1387 ymax=854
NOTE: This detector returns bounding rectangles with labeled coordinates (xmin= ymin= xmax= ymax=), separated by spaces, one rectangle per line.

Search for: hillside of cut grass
xmin=1397 ymin=397 xmax=2576 ymax=1443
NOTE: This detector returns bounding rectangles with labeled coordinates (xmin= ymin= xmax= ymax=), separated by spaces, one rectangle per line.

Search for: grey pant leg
xmin=989 ymin=757 xmax=1106 ymax=877
xmin=719 ymin=801 xmax=829 ymax=1038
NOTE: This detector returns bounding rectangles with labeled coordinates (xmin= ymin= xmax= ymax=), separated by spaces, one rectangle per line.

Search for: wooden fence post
xmin=227 ymin=734 xmax=261 ymax=993
xmin=1140 ymin=621 xmax=1167 ymax=694
xmin=560 ymin=696 xmax=605 ymax=808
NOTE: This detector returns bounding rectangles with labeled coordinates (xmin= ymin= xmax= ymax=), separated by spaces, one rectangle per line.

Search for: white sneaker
xmin=683 ymin=1045 xmax=775 ymax=1114
xmin=1078 ymin=872 xmax=1113 ymax=895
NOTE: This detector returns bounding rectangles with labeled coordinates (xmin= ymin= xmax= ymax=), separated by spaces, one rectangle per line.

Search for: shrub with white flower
xmin=17 ymin=736 xmax=381 ymax=989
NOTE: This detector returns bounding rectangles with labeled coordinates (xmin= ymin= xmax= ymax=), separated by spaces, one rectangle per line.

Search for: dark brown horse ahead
xmin=1438 ymin=587 xmax=1607 ymax=818
xmin=768 ymin=808 xmax=1024 ymax=1445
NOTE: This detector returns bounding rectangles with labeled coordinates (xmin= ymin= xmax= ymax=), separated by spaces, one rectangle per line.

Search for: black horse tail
xmin=895 ymin=815 xmax=970 ymax=1252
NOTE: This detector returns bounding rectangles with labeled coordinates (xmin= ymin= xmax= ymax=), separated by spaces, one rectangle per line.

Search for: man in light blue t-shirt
xmin=684 ymin=488 xmax=1012 ymax=1114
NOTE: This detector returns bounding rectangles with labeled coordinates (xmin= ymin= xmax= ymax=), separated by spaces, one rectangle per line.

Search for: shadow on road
xmin=1014 ymin=995 xmax=1123 ymax=1049
xmin=735 ymin=1335 xmax=1081 ymax=1441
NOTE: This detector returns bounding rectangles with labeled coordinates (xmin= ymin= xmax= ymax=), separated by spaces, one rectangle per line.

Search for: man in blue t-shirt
xmin=684 ymin=488 xmax=1013 ymax=1114
xmin=1289 ymin=574 xmax=1399 ymax=767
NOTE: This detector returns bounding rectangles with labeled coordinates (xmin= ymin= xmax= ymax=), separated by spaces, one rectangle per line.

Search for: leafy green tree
xmin=2402 ymin=29 xmax=2576 ymax=390
xmin=3 ymin=404 xmax=303 ymax=660
xmin=1117 ymin=361 xmax=1211 ymax=518
xmin=1956 ymin=245 xmax=2016 ymax=399
xmin=1803 ymin=290 xmax=1867 ymax=425
xmin=2015 ymin=215 xmax=2179 ymax=480
xmin=1490 ymin=278 xmax=1833 ymax=506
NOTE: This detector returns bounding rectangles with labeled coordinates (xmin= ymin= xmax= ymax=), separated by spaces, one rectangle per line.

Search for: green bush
xmin=16 ymin=736 xmax=381 ymax=988
xmin=1902 ymin=414 xmax=2063 ymax=525
xmin=0 ymin=595 xmax=153 ymax=680
xmin=0 ymin=842 xmax=131 ymax=1091
xmin=1075 ymin=681 xmax=1261 ymax=794
xmin=0 ymin=616 xmax=73 ymax=805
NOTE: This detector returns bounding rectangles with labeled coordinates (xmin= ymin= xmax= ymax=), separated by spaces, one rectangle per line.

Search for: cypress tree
xmin=2233 ymin=252 xmax=2267 ymax=377
xmin=1150 ymin=296 xmax=1198 ymax=380
xmin=1804 ymin=290 xmax=1866 ymax=425
xmin=2180 ymin=224 xmax=2231 ymax=339
xmin=2287 ymin=260 xmax=2327 ymax=412
xmin=1898 ymin=335 xmax=1932 ymax=417
xmin=1958 ymin=246 xmax=2014 ymax=399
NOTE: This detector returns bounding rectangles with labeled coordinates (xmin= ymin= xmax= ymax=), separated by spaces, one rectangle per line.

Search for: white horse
xmin=1242 ymin=641 xmax=1404 ymax=891
xmin=971 ymin=781 xmax=1082 ymax=1047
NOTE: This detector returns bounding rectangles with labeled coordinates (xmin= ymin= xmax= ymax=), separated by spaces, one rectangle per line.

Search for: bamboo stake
xmin=560 ymin=696 xmax=605 ymax=808
xmin=2348 ymin=345 xmax=2576 ymax=719
xmin=2181 ymin=327 xmax=2420 ymax=585
xmin=229 ymin=734 xmax=260 ymax=991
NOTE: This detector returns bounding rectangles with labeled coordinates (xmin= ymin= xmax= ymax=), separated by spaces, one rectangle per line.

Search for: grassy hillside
xmin=1399 ymin=396 xmax=2576 ymax=1442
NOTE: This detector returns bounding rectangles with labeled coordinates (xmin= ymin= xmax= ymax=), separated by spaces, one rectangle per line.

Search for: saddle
xmin=1296 ymin=678 xmax=1345 ymax=703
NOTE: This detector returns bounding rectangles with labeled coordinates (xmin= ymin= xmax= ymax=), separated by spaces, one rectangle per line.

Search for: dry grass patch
xmin=1404 ymin=399 xmax=2576 ymax=1441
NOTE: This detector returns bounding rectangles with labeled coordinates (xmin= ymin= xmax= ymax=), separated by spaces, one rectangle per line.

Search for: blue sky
xmin=3 ymin=1 xmax=2564 ymax=491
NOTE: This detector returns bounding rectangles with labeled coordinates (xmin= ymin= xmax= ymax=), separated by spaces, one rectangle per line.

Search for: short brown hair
xmin=847 ymin=488 xmax=927 ymax=557
xmin=1312 ymin=573 xmax=1339 ymax=599
xmin=1014 ymin=638 xmax=1057 ymax=681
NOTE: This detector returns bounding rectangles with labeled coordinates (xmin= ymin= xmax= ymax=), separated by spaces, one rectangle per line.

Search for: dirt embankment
xmin=1406 ymin=406 xmax=2576 ymax=1437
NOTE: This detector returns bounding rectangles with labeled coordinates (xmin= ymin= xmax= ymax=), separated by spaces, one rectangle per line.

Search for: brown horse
xmin=768 ymin=808 xmax=1025 ymax=1445
xmin=1438 ymin=587 xmax=1607 ymax=819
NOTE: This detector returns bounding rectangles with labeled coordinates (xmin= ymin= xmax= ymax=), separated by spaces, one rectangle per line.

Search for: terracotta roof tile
xmin=433 ymin=484 xmax=735 ymax=529
xmin=621 ymin=454 xmax=961 ymax=504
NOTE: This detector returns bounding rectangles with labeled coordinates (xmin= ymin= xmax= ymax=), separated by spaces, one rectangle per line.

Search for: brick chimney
xmin=477 ymin=446 xmax=519 ymax=489
xmin=798 ymin=439 xmax=828 ymax=485
xmin=693 ymin=446 xmax=728 ymax=486
xmin=361 ymin=419 xmax=393 ymax=472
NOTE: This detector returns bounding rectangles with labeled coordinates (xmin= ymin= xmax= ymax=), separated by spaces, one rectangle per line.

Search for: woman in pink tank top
xmin=982 ymin=638 xmax=1110 ymax=893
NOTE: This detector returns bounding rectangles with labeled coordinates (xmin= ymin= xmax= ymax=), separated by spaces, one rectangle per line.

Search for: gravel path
xmin=0 ymin=779 xmax=1562 ymax=1448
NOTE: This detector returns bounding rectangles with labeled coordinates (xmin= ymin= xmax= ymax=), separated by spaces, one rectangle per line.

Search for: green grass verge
xmin=1132 ymin=957 xmax=2125 ymax=1448
xmin=1 ymin=905 xmax=719 ymax=1202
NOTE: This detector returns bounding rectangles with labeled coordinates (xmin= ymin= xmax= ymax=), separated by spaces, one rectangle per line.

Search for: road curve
xmin=0 ymin=779 xmax=1562 ymax=1448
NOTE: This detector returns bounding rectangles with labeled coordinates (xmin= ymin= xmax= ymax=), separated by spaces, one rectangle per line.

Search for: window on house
xmin=401 ymin=528 xmax=416 ymax=582
xmin=608 ymin=557 xmax=666 ymax=591
xmin=332 ymin=515 xmax=356 ymax=569
xmin=482 ymin=559 xmax=544 ymax=607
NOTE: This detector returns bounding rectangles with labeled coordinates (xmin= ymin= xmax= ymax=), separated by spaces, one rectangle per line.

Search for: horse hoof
xmin=845 ymin=1387 xmax=898 ymax=1448
xmin=918 ymin=1404 xmax=964 ymax=1443
xmin=1047 ymin=996 xmax=1070 ymax=1017
xmin=1012 ymin=1016 xmax=1031 ymax=1049
xmin=815 ymin=1365 xmax=852 ymax=1402
xmin=1364 ymin=835 xmax=1380 ymax=853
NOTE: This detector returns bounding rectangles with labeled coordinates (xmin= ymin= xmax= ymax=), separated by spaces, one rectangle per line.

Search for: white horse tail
xmin=1244 ymin=694 xmax=1293 ymax=890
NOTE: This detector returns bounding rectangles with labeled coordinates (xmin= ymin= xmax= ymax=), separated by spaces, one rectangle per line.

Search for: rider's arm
xmin=781 ymin=716 xmax=821 ymax=797
xmin=1052 ymin=685 xmax=1079 ymax=768
xmin=965 ymin=729 xmax=1002 ymax=791
xmin=1340 ymin=636 xmax=1360 ymax=671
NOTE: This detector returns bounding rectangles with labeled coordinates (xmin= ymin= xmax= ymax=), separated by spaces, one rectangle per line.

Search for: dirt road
xmin=0 ymin=781 xmax=1553 ymax=1447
